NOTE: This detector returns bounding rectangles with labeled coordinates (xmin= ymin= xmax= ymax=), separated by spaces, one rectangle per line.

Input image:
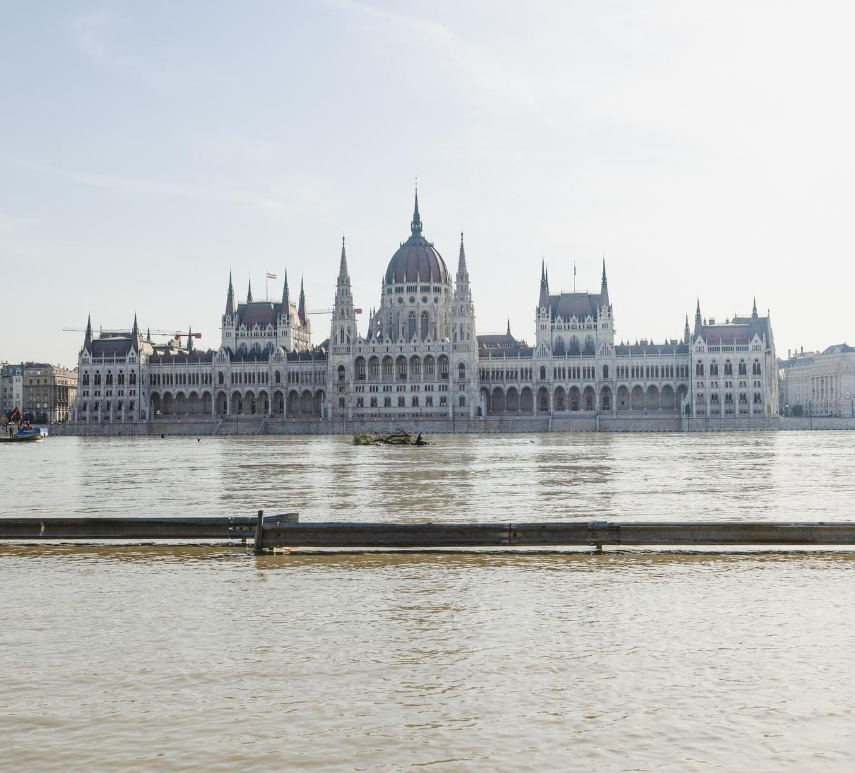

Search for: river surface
xmin=2 ymin=433 xmax=855 ymax=771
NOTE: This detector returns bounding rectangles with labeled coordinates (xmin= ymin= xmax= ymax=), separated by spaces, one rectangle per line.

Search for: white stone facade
xmin=71 ymin=191 xmax=779 ymax=426
xmin=780 ymin=344 xmax=855 ymax=417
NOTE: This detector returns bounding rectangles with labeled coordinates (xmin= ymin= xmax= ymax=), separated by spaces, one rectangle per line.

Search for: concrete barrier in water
xmin=257 ymin=520 xmax=855 ymax=549
xmin=3 ymin=514 xmax=855 ymax=550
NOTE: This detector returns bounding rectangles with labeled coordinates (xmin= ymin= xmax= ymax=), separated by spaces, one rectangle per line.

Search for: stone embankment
xmin=47 ymin=415 xmax=855 ymax=436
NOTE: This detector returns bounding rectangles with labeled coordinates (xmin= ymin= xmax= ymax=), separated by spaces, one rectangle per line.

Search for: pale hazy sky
xmin=2 ymin=1 xmax=853 ymax=367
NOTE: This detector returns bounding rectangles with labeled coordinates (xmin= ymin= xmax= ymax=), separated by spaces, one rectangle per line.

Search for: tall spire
xmin=752 ymin=296 xmax=758 ymax=318
xmin=694 ymin=298 xmax=702 ymax=335
xmin=600 ymin=257 xmax=610 ymax=307
xmin=246 ymin=279 xmax=253 ymax=304
xmin=507 ymin=318 xmax=511 ymax=336
xmin=410 ymin=180 xmax=422 ymax=236
xmin=457 ymin=232 xmax=468 ymax=279
xmin=187 ymin=327 xmax=193 ymax=351
xmin=338 ymin=235 xmax=350 ymax=284
xmin=146 ymin=327 xmax=151 ymax=342
xmin=298 ymin=276 xmax=307 ymax=325
xmin=131 ymin=313 xmax=140 ymax=352
xmin=281 ymin=268 xmax=290 ymax=320
xmin=84 ymin=313 xmax=93 ymax=350
xmin=539 ymin=260 xmax=549 ymax=309
xmin=225 ymin=271 xmax=235 ymax=316
xmin=684 ymin=315 xmax=691 ymax=344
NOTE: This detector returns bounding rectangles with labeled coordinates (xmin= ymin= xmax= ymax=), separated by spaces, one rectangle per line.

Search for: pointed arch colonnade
xmin=148 ymin=388 xmax=326 ymax=419
xmin=480 ymin=382 xmax=689 ymax=415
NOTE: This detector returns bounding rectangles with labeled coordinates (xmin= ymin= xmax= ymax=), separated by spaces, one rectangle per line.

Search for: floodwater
xmin=2 ymin=433 xmax=855 ymax=771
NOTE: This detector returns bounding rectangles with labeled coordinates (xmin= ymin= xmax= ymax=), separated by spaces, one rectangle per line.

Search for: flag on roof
xmin=266 ymin=271 xmax=277 ymax=279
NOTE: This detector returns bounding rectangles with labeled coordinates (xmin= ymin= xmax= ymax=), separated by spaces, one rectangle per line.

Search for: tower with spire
xmin=452 ymin=232 xmax=479 ymax=417
xmin=331 ymin=236 xmax=356 ymax=346
xmin=536 ymin=260 xmax=551 ymax=350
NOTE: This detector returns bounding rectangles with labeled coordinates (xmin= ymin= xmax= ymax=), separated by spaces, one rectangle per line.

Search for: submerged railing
xmin=4 ymin=512 xmax=855 ymax=553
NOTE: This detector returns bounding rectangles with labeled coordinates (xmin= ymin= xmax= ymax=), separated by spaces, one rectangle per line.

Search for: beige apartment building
xmin=23 ymin=363 xmax=77 ymax=423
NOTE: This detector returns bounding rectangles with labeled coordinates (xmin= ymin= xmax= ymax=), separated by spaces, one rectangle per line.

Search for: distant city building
xmin=1 ymin=363 xmax=24 ymax=415
xmin=72 ymin=190 xmax=779 ymax=426
xmin=22 ymin=363 xmax=77 ymax=423
xmin=779 ymin=344 xmax=855 ymax=417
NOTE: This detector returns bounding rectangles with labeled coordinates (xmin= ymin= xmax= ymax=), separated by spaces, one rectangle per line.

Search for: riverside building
xmin=71 ymin=191 xmax=779 ymax=431
xmin=779 ymin=344 xmax=855 ymax=417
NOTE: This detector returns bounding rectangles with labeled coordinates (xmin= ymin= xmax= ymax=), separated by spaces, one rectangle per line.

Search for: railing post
xmin=254 ymin=509 xmax=265 ymax=554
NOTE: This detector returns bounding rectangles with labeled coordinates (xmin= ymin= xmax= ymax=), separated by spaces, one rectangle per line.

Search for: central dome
xmin=384 ymin=192 xmax=450 ymax=285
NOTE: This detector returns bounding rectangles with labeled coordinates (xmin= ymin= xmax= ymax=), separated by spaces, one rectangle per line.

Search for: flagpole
xmin=266 ymin=270 xmax=269 ymax=302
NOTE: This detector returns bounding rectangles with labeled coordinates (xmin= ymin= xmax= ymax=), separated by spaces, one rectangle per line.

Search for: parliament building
xmin=73 ymin=191 xmax=779 ymax=430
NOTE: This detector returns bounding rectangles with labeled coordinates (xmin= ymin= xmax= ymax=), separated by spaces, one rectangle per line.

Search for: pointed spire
xmin=457 ymin=232 xmax=468 ymax=279
xmin=752 ymin=296 xmax=758 ymax=318
xmin=131 ymin=313 xmax=140 ymax=352
xmin=539 ymin=260 xmax=549 ymax=309
xmin=187 ymin=328 xmax=193 ymax=351
xmin=281 ymin=268 xmax=290 ymax=320
xmin=298 ymin=276 xmax=307 ymax=325
xmin=411 ymin=180 xmax=422 ymax=236
xmin=246 ymin=279 xmax=253 ymax=303
xmin=338 ymin=235 xmax=349 ymax=283
xmin=146 ymin=327 xmax=151 ymax=342
xmin=684 ymin=315 xmax=691 ymax=344
xmin=225 ymin=271 xmax=235 ymax=316
xmin=84 ymin=314 xmax=93 ymax=350
xmin=600 ymin=257 xmax=610 ymax=307
xmin=694 ymin=299 xmax=702 ymax=335
xmin=507 ymin=318 xmax=511 ymax=336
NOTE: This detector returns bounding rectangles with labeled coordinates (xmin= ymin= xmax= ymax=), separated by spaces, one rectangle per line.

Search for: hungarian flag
xmin=266 ymin=271 xmax=277 ymax=279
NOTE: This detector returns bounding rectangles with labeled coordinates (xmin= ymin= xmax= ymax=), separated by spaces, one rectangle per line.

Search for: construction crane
xmin=62 ymin=327 xmax=201 ymax=340
xmin=308 ymin=308 xmax=363 ymax=315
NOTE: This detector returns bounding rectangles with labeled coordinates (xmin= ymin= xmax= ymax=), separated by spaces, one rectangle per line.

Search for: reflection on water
xmin=2 ymin=434 xmax=855 ymax=772
xmin=2 ymin=432 xmax=855 ymax=521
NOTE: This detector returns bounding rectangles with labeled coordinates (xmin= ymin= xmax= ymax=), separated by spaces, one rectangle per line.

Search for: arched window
xmin=695 ymin=362 xmax=704 ymax=377
xmin=710 ymin=361 xmax=719 ymax=376
xmin=459 ymin=395 xmax=466 ymax=407
xmin=539 ymin=365 xmax=546 ymax=380
xmin=602 ymin=365 xmax=609 ymax=379
xmin=458 ymin=363 xmax=466 ymax=380
xmin=275 ymin=370 xmax=281 ymax=384
xmin=421 ymin=312 xmax=429 ymax=340
xmin=753 ymin=360 xmax=761 ymax=375
xmin=724 ymin=360 xmax=733 ymax=376
xmin=738 ymin=360 xmax=747 ymax=376
xmin=83 ymin=373 xmax=90 ymax=385
xmin=129 ymin=372 xmax=137 ymax=385
xmin=337 ymin=365 xmax=346 ymax=382
xmin=118 ymin=372 xmax=125 ymax=385
xmin=106 ymin=372 xmax=113 ymax=385
xmin=218 ymin=372 xmax=224 ymax=384
xmin=408 ymin=312 xmax=416 ymax=339
xmin=584 ymin=335 xmax=595 ymax=355
xmin=94 ymin=372 xmax=102 ymax=386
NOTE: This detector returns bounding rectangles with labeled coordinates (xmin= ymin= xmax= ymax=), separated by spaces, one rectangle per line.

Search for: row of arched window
xmin=82 ymin=371 xmax=137 ymax=386
xmin=342 ymin=356 xmax=459 ymax=382
xmin=696 ymin=359 xmax=762 ymax=377
xmin=553 ymin=335 xmax=596 ymax=356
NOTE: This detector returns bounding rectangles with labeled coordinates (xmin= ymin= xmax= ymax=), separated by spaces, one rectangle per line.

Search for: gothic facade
xmin=72 ymin=191 xmax=779 ymax=426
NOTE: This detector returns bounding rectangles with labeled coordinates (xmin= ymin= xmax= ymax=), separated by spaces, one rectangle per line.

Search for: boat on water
xmin=1 ymin=408 xmax=48 ymax=443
